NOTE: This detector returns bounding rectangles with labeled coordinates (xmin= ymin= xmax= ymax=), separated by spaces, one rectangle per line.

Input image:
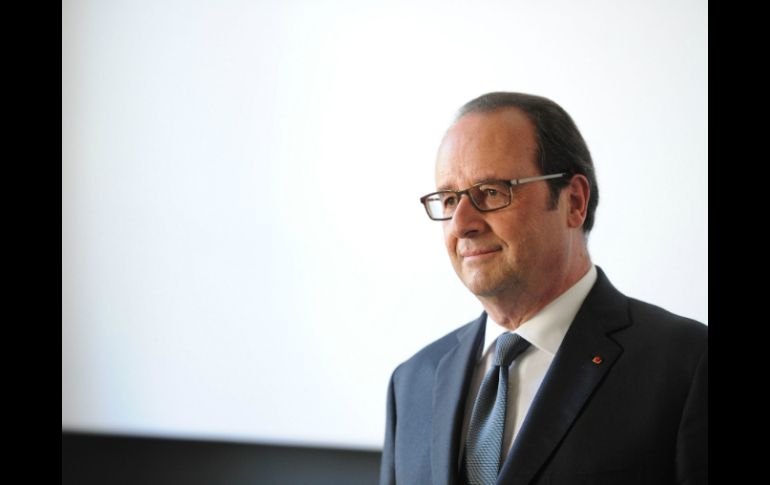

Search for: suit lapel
xmin=497 ymin=268 xmax=631 ymax=484
xmin=431 ymin=313 xmax=486 ymax=485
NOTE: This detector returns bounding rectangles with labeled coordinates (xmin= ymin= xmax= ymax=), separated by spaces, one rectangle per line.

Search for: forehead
xmin=435 ymin=108 xmax=538 ymax=189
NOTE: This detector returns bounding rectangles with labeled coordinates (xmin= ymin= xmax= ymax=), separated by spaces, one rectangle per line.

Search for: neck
xmin=479 ymin=255 xmax=592 ymax=331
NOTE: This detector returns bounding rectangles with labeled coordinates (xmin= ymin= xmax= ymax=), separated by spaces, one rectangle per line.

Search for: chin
xmin=461 ymin=269 xmax=522 ymax=298
xmin=462 ymin=275 xmax=505 ymax=298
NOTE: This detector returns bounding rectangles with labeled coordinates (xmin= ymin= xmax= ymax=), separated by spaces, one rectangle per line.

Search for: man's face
xmin=435 ymin=108 xmax=573 ymax=300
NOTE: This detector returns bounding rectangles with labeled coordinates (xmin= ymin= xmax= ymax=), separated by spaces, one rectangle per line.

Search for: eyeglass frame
xmin=419 ymin=172 xmax=569 ymax=221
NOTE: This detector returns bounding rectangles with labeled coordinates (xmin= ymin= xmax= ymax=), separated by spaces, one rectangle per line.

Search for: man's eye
xmin=443 ymin=196 xmax=457 ymax=207
xmin=479 ymin=186 xmax=505 ymax=198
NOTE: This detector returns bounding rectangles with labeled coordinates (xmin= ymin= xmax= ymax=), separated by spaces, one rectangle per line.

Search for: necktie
xmin=463 ymin=332 xmax=531 ymax=485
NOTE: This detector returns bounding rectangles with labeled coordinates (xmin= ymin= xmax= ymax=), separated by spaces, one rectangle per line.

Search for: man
xmin=380 ymin=92 xmax=707 ymax=485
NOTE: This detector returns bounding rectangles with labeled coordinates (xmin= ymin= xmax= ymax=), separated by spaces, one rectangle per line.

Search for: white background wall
xmin=62 ymin=0 xmax=707 ymax=450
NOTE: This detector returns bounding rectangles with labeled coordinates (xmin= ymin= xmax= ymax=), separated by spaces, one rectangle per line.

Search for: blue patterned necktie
xmin=463 ymin=332 xmax=531 ymax=485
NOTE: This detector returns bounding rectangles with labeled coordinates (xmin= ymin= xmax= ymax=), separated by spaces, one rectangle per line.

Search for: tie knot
xmin=494 ymin=333 xmax=530 ymax=367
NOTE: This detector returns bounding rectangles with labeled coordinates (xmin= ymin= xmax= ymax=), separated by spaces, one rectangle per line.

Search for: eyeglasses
xmin=419 ymin=173 xmax=568 ymax=221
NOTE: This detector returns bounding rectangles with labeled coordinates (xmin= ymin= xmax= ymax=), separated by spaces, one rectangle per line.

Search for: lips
xmin=460 ymin=247 xmax=502 ymax=258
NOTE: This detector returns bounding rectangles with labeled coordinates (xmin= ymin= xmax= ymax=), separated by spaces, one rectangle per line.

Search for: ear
xmin=564 ymin=174 xmax=590 ymax=229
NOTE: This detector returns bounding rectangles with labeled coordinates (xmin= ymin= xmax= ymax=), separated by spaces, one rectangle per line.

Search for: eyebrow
xmin=436 ymin=177 xmax=507 ymax=192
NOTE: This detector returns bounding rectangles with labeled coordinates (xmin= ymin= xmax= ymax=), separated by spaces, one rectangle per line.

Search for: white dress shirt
xmin=459 ymin=265 xmax=598 ymax=461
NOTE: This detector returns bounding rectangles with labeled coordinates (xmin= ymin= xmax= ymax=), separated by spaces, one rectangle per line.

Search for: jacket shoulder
xmin=393 ymin=315 xmax=483 ymax=380
xmin=626 ymin=297 xmax=708 ymax=344
xmin=614 ymin=297 xmax=708 ymax=380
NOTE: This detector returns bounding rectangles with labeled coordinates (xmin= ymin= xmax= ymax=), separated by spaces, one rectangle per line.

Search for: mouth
xmin=461 ymin=247 xmax=502 ymax=260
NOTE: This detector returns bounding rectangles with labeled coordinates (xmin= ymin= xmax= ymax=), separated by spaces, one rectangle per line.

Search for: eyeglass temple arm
xmin=510 ymin=173 xmax=568 ymax=186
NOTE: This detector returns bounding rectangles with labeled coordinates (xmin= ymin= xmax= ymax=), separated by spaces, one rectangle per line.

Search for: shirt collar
xmin=481 ymin=265 xmax=598 ymax=358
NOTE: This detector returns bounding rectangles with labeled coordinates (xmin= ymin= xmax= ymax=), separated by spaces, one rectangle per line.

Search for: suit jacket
xmin=380 ymin=267 xmax=707 ymax=485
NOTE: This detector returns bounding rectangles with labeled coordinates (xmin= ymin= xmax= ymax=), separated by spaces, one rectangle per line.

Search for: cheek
xmin=490 ymin=218 xmax=535 ymax=261
xmin=488 ymin=218 xmax=522 ymax=248
xmin=442 ymin=227 xmax=458 ymax=257
xmin=443 ymin=235 xmax=455 ymax=255
xmin=441 ymin=223 xmax=451 ymax=243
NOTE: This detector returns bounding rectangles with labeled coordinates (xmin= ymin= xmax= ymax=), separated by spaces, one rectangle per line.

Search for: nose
xmin=448 ymin=193 xmax=486 ymax=238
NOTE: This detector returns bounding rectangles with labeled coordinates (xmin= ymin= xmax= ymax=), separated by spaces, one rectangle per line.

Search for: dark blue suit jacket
xmin=380 ymin=267 xmax=707 ymax=484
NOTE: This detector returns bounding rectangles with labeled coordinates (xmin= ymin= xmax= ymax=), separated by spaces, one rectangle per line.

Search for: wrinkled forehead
xmin=435 ymin=108 xmax=538 ymax=190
